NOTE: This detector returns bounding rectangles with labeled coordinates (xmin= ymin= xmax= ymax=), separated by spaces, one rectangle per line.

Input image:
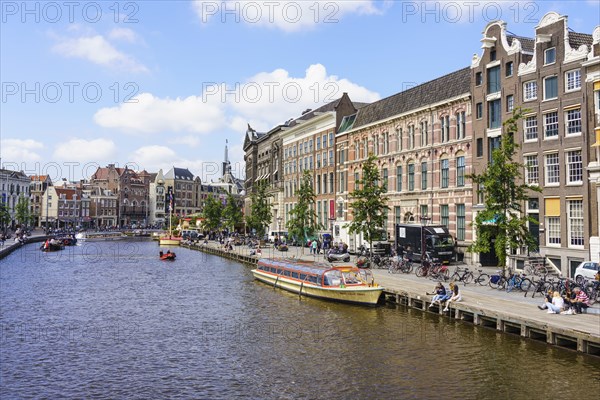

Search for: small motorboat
xmin=159 ymin=251 xmax=176 ymax=261
xmin=40 ymin=239 xmax=65 ymax=252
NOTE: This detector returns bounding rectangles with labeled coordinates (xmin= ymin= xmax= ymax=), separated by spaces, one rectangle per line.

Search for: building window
xmin=547 ymin=217 xmax=561 ymax=245
xmin=316 ymin=154 xmax=321 ymax=168
xmin=329 ymin=150 xmax=334 ymax=166
xmin=456 ymin=204 xmax=465 ymax=241
xmin=322 ymin=152 xmax=327 ymax=167
xmin=329 ymin=133 xmax=334 ymax=148
xmin=408 ymin=163 xmax=415 ymax=191
xmin=524 ymin=155 xmax=539 ymax=185
xmin=506 ymin=95 xmax=514 ymax=113
xmin=329 ymin=172 xmax=334 ymax=194
xmin=523 ymin=81 xmax=537 ymax=101
xmin=420 ymin=121 xmax=428 ymax=146
xmin=456 ymin=156 xmax=465 ymax=187
xmin=506 ymin=61 xmax=513 ymax=77
xmin=490 ymin=48 xmax=496 ymax=61
xmin=440 ymin=204 xmax=449 ymax=227
xmin=316 ymin=136 xmax=321 ymax=150
xmin=544 ymin=47 xmax=556 ymax=65
xmin=420 ymin=205 xmax=428 ymax=220
xmin=421 ymin=162 xmax=428 ymax=190
xmin=443 ymin=115 xmax=450 ymax=142
xmin=441 ymin=158 xmax=449 ymax=188
xmin=322 ymin=135 xmax=327 ymax=148
xmin=488 ymin=137 xmax=501 ymax=163
xmin=524 ymin=115 xmax=538 ymax=141
xmin=396 ymin=166 xmax=402 ymax=192
xmin=395 ymin=206 xmax=401 ymax=225
xmin=544 ymin=153 xmax=560 ymax=185
xmin=354 ymin=172 xmax=359 ymax=191
xmin=316 ymin=175 xmax=321 ymax=194
xmin=566 ymin=150 xmax=582 ymax=184
xmin=476 ymin=138 xmax=483 ymax=158
xmin=488 ymin=99 xmax=501 ymax=129
xmin=565 ymin=108 xmax=581 ymax=135
xmin=475 ymin=71 xmax=482 ymax=86
xmin=567 ymin=199 xmax=584 ymax=247
xmin=487 ymin=65 xmax=500 ymax=94
xmin=382 ymin=168 xmax=388 ymax=192
xmin=339 ymin=172 xmax=346 ymax=193
xmin=476 ymin=103 xmax=483 ymax=119
xmin=565 ymin=69 xmax=581 ymax=91
xmin=543 ymin=76 xmax=558 ymax=100
xmin=543 ymin=112 xmax=559 ymax=138
xmin=456 ymin=112 xmax=466 ymax=139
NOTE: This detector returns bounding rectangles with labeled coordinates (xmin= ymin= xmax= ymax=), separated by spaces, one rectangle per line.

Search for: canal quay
xmin=186 ymin=240 xmax=600 ymax=356
xmin=1 ymin=239 xmax=599 ymax=399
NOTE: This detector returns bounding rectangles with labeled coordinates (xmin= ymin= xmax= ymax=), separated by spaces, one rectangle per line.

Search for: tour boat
xmin=75 ymin=231 xmax=127 ymax=242
xmin=252 ymin=258 xmax=384 ymax=305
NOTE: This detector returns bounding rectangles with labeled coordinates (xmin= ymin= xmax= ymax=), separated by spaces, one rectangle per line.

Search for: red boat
xmin=160 ymin=251 xmax=176 ymax=261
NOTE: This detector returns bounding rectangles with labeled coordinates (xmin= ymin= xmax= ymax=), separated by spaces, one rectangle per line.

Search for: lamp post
xmin=420 ymin=216 xmax=430 ymax=264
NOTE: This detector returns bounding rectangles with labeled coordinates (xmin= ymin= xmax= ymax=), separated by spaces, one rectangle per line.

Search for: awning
xmin=592 ymin=129 xmax=600 ymax=147
xmin=545 ymin=198 xmax=560 ymax=217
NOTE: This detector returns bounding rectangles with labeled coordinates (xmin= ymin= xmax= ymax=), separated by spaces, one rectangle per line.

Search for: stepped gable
xmin=351 ymin=67 xmax=471 ymax=130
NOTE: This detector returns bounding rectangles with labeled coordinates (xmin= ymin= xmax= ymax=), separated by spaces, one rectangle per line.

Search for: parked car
xmin=574 ymin=261 xmax=599 ymax=283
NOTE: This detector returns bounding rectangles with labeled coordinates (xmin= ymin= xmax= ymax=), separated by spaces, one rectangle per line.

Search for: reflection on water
xmin=1 ymin=241 xmax=598 ymax=399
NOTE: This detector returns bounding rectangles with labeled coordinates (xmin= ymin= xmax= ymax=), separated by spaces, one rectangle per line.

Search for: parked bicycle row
xmin=365 ymin=253 xmax=599 ymax=305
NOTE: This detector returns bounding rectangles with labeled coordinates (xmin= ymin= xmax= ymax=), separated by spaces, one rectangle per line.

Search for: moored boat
xmin=252 ymin=258 xmax=384 ymax=305
xmin=40 ymin=239 xmax=65 ymax=252
xmin=75 ymin=232 xmax=126 ymax=242
xmin=159 ymin=235 xmax=182 ymax=246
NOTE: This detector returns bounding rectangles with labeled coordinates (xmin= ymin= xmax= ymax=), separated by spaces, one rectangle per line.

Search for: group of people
xmin=538 ymin=286 xmax=590 ymax=315
xmin=427 ymin=282 xmax=462 ymax=312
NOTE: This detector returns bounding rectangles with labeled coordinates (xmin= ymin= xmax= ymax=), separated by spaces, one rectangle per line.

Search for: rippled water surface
xmin=1 ymin=241 xmax=599 ymax=399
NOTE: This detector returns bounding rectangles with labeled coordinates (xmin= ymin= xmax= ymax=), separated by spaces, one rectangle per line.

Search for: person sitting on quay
xmin=544 ymin=291 xmax=564 ymax=314
xmin=561 ymin=288 xmax=577 ymax=314
xmin=568 ymin=287 xmax=590 ymax=315
xmin=537 ymin=288 xmax=555 ymax=310
xmin=427 ymin=282 xmax=448 ymax=309
xmin=443 ymin=282 xmax=462 ymax=312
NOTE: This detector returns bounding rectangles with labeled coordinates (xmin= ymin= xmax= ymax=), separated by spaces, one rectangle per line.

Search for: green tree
xmin=245 ymin=180 xmax=272 ymax=239
xmin=0 ymin=203 xmax=10 ymax=233
xmin=202 ymin=195 xmax=223 ymax=232
xmin=287 ymin=170 xmax=323 ymax=253
xmin=345 ymin=154 xmax=390 ymax=257
xmin=222 ymin=192 xmax=243 ymax=233
xmin=15 ymin=195 xmax=32 ymax=228
xmin=469 ymin=108 xmax=542 ymax=270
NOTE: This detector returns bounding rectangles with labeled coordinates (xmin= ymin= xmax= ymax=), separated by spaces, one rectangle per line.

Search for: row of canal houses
xmin=243 ymin=12 xmax=600 ymax=276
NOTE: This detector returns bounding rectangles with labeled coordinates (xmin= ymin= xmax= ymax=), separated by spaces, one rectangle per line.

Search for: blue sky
xmin=1 ymin=1 xmax=599 ymax=182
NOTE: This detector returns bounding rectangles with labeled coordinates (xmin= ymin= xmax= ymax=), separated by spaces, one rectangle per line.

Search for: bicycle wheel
xmin=519 ymin=278 xmax=532 ymax=292
xmin=497 ymin=276 xmax=507 ymax=290
xmin=489 ymin=275 xmax=502 ymax=290
xmin=403 ymin=263 xmax=414 ymax=274
xmin=463 ymin=272 xmax=474 ymax=284
xmin=476 ymin=273 xmax=490 ymax=286
xmin=415 ymin=266 xmax=426 ymax=277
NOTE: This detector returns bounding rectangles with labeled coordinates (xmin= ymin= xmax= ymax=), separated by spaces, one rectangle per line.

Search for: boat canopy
xmin=258 ymin=258 xmax=331 ymax=276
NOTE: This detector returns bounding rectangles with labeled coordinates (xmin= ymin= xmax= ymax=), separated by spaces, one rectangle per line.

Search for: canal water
xmin=1 ymin=241 xmax=598 ymax=399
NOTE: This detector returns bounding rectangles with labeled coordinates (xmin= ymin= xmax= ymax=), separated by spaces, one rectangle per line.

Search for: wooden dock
xmin=373 ymin=271 xmax=600 ymax=356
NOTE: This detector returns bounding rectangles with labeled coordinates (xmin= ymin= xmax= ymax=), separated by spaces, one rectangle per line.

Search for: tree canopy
xmin=345 ymin=154 xmax=389 ymax=254
xmin=202 ymin=195 xmax=223 ymax=232
xmin=245 ymin=180 xmax=272 ymax=238
xmin=468 ymin=108 xmax=541 ymax=268
xmin=287 ymin=170 xmax=323 ymax=247
xmin=222 ymin=192 xmax=243 ymax=233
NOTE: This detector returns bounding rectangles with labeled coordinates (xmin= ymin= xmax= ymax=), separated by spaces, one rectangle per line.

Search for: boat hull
xmin=159 ymin=237 xmax=182 ymax=246
xmin=252 ymin=269 xmax=383 ymax=305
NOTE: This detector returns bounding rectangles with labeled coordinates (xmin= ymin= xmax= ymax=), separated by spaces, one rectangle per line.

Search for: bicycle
xmin=448 ymin=267 xmax=473 ymax=284
xmin=389 ymin=256 xmax=413 ymax=274
xmin=525 ymin=274 xmax=553 ymax=298
xmin=523 ymin=256 xmax=548 ymax=277
xmin=472 ymin=269 xmax=490 ymax=286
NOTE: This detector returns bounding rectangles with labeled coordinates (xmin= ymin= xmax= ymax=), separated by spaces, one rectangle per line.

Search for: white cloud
xmin=52 ymin=34 xmax=148 ymax=73
xmin=94 ymin=63 xmax=379 ymax=138
xmin=225 ymin=63 xmax=380 ymax=130
xmin=0 ymin=139 xmax=44 ymax=163
xmin=193 ymin=0 xmax=386 ymax=32
xmin=94 ymin=93 xmax=226 ymax=134
xmin=108 ymin=28 xmax=139 ymax=43
xmin=168 ymin=135 xmax=202 ymax=147
xmin=53 ymin=138 xmax=117 ymax=162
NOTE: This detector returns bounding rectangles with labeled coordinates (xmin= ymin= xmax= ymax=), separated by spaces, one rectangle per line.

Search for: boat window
xmin=299 ymin=273 xmax=307 ymax=281
xmin=283 ymin=270 xmax=291 ymax=277
xmin=277 ymin=268 xmax=283 ymax=275
xmin=291 ymin=272 xmax=299 ymax=279
xmin=270 ymin=267 xmax=276 ymax=273
xmin=258 ymin=265 xmax=265 ymax=271
xmin=323 ymin=270 xmax=343 ymax=287
xmin=359 ymin=269 xmax=374 ymax=283
xmin=342 ymin=271 xmax=362 ymax=284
